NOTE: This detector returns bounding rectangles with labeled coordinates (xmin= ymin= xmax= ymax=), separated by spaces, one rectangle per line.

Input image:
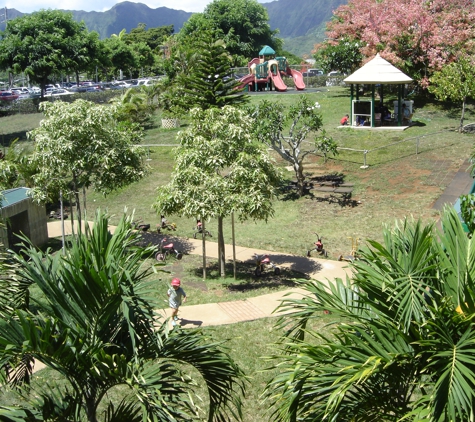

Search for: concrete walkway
xmin=47 ymin=221 xmax=352 ymax=329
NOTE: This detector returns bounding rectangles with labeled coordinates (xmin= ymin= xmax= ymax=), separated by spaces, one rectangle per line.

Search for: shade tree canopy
xmin=321 ymin=0 xmax=475 ymax=84
xmin=180 ymin=0 xmax=282 ymax=66
xmin=28 ymin=100 xmax=146 ymax=228
xmin=153 ymin=106 xmax=281 ymax=276
xmin=0 ymin=10 xmax=101 ymax=95
xmin=249 ymin=95 xmax=337 ymax=197
xmin=429 ymin=55 xmax=475 ymax=131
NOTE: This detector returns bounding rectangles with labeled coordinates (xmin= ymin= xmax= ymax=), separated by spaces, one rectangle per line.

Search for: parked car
xmin=11 ymin=87 xmax=32 ymax=99
xmin=68 ymin=85 xmax=88 ymax=93
xmin=326 ymin=71 xmax=346 ymax=86
xmin=85 ymin=86 xmax=102 ymax=92
xmin=0 ymin=91 xmax=19 ymax=101
xmin=302 ymin=69 xmax=324 ymax=77
xmin=45 ymin=88 xmax=74 ymax=97
xmin=110 ymin=81 xmax=132 ymax=89
xmin=135 ymin=79 xmax=156 ymax=87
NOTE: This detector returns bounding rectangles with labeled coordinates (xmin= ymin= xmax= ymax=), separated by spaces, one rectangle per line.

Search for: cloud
xmin=5 ymin=0 xmax=211 ymax=14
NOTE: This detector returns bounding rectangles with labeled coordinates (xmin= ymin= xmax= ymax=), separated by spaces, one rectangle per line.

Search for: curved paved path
xmin=47 ymin=221 xmax=352 ymax=329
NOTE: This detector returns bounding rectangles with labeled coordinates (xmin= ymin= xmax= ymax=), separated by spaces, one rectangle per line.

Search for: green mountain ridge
xmin=1 ymin=0 xmax=348 ymax=57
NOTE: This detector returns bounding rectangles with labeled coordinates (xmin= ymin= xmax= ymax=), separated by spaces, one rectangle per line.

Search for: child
xmin=167 ymin=278 xmax=187 ymax=326
xmin=340 ymin=114 xmax=349 ymax=125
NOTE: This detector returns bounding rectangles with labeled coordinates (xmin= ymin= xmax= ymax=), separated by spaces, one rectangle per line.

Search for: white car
xmin=45 ymin=88 xmax=74 ymax=97
xmin=11 ymin=88 xmax=31 ymax=99
xmin=135 ymin=79 xmax=157 ymax=87
xmin=326 ymin=71 xmax=345 ymax=86
xmin=111 ymin=81 xmax=132 ymax=89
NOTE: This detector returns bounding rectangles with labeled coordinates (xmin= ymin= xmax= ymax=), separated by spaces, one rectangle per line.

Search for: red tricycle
xmin=155 ymin=238 xmax=183 ymax=262
xmin=193 ymin=219 xmax=212 ymax=239
xmin=156 ymin=215 xmax=177 ymax=234
xmin=253 ymin=253 xmax=280 ymax=277
xmin=307 ymin=233 xmax=328 ymax=258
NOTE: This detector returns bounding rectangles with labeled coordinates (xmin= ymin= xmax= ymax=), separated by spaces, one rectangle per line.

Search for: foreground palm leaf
xmin=0 ymin=210 xmax=245 ymax=421
xmin=265 ymin=207 xmax=475 ymax=422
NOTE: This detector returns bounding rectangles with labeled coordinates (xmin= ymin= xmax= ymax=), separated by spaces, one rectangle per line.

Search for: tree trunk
xmin=217 ymin=216 xmax=226 ymax=277
xmin=83 ymin=185 xmax=87 ymax=224
xmin=85 ymin=394 xmax=98 ymax=422
xmin=295 ymin=161 xmax=306 ymax=197
xmin=460 ymin=96 xmax=467 ymax=132
xmin=72 ymin=175 xmax=82 ymax=232
xmin=202 ymin=218 xmax=207 ymax=281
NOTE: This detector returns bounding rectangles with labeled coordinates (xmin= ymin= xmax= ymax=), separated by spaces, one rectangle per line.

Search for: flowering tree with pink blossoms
xmin=321 ymin=0 xmax=475 ymax=85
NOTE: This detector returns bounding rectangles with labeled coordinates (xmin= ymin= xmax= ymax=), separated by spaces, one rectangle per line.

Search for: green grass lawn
xmin=6 ymin=87 xmax=474 ymax=278
xmin=2 ymin=87 xmax=475 ymax=421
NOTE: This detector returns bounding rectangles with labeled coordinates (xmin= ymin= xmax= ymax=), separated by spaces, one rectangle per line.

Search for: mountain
xmin=0 ymin=3 xmax=192 ymax=39
xmin=1 ymin=0 xmax=348 ymax=57
xmin=264 ymin=0 xmax=347 ymax=38
xmin=263 ymin=0 xmax=348 ymax=57
xmin=67 ymin=2 xmax=192 ymax=39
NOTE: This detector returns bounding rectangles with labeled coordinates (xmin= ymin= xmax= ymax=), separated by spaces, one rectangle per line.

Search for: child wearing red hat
xmin=167 ymin=278 xmax=187 ymax=326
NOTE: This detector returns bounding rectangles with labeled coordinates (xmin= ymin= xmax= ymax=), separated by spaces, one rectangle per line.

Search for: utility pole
xmin=0 ymin=8 xmax=12 ymax=88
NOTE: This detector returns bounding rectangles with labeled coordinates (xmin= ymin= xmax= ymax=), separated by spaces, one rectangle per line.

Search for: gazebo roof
xmin=344 ymin=54 xmax=413 ymax=85
xmin=259 ymin=45 xmax=275 ymax=56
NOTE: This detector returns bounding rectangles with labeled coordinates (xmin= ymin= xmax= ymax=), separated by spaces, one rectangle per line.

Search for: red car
xmin=0 ymin=91 xmax=19 ymax=101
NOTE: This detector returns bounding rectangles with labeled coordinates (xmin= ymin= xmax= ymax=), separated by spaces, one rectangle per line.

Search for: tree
xmin=66 ymin=29 xmax=102 ymax=87
xmin=0 ymin=211 xmax=245 ymax=422
xmin=0 ymin=10 xmax=100 ymax=96
xmin=180 ymin=0 xmax=282 ymax=66
xmin=429 ymin=56 xmax=475 ymax=131
xmin=249 ymin=95 xmax=337 ymax=197
xmin=179 ymin=34 xmax=248 ymax=111
xmin=324 ymin=0 xmax=475 ymax=84
xmin=313 ymin=36 xmax=364 ymax=75
xmin=110 ymin=87 xmax=154 ymax=127
xmin=28 ymin=100 xmax=147 ymax=229
xmin=102 ymin=36 xmax=139 ymax=80
xmin=153 ymin=106 xmax=281 ymax=277
xmin=0 ymin=139 xmax=38 ymax=189
xmin=124 ymin=23 xmax=174 ymax=52
xmin=264 ymin=206 xmax=475 ymax=421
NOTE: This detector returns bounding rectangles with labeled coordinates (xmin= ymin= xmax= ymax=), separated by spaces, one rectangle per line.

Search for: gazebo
xmin=343 ymin=54 xmax=413 ymax=128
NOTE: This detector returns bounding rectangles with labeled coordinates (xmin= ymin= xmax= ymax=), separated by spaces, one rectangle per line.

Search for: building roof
xmin=1 ymin=187 xmax=30 ymax=208
xmin=259 ymin=45 xmax=275 ymax=56
xmin=344 ymin=54 xmax=413 ymax=85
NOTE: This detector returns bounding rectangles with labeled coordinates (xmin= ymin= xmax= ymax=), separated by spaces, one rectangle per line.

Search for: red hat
xmin=171 ymin=278 xmax=181 ymax=286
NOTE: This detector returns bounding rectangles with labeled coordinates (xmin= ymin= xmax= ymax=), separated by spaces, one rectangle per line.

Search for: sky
xmin=5 ymin=0 xmax=268 ymax=15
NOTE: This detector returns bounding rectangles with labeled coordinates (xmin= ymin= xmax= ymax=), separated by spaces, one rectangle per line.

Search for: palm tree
xmin=110 ymin=87 xmax=153 ymax=127
xmin=263 ymin=206 xmax=475 ymax=422
xmin=0 ymin=211 xmax=245 ymax=421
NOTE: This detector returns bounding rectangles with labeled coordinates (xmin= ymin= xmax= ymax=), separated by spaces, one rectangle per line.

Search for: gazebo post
xmin=371 ymin=85 xmax=375 ymax=127
xmin=397 ymin=84 xmax=403 ymax=126
xmin=350 ymin=84 xmax=354 ymax=125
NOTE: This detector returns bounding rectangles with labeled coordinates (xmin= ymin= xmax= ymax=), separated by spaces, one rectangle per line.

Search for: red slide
xmin=269 ymin=70 xmax=287 ymax=92
xmin=290 ymin=69 xmax=305 ymax=90
xmin=238 ymin=74 xmax=255 ymax=90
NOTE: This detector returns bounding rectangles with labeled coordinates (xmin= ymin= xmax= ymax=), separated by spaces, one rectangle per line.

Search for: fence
xmin=334 ymin=130 xmax=455 ymax=168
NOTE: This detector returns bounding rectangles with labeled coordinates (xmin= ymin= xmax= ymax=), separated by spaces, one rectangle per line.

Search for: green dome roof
xmin=259 ymin=45 xmax=275 ymax=56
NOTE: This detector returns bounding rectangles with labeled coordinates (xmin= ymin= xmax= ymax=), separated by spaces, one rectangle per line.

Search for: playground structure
xmin=238 ymin=45 xmax=305 ymax=93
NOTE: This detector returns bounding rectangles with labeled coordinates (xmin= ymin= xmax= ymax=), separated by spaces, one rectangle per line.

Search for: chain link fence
xmin=334 ymin=130 xmax=456 ymax=168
